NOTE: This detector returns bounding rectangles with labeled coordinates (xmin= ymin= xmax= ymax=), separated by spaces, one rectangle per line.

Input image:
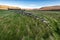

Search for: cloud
xmin=0 ymin=3 xmax=40 ymax=9
xmin=29 ymin=4 xmax=37 ymax=7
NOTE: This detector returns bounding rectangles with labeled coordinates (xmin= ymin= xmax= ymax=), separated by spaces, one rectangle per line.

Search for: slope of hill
xmin=0 ymin=5 xmax=20 ymax=10
xmin=0 ymin=5 xmax=8 ymax=10
xmin=39 ymin=6 xmax=60 ymax=11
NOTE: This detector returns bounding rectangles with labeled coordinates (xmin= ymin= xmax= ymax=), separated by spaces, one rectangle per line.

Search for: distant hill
xmin=39 ymin=6 xmax=60 ymax=11
xmin=0 ymin=5 xmax=21 ymax=10
xmin=1 ymin=5 xmax=60 ymax=11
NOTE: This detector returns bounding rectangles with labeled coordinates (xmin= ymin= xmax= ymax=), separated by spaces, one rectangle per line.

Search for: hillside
xmin=39 ymin=6 xmax=60 ymax=11
xmin=0 ymin=5 xmax=20 ymax=10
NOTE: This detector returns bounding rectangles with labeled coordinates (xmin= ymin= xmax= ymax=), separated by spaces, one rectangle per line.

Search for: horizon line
xmin=0 ymin=4 xmax=60 ymax=9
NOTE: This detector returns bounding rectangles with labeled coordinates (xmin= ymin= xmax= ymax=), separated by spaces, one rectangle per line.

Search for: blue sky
xmin=0 ymin=0 xmax=60 ymax=8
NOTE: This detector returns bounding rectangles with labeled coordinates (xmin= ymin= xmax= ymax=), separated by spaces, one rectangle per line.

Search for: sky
xmin=0 ymin=0 xmax=60 ymax=9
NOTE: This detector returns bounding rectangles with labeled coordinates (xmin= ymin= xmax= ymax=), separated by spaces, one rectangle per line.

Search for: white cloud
xmin=28 ymin=4 xmax=37 ymax=7
xmin=0 ymin=3 xmax=40 ymax=9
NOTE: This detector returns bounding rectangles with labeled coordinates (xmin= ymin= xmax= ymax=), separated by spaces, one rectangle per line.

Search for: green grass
xmin=0 ymin=10 xmax=60 ymax=40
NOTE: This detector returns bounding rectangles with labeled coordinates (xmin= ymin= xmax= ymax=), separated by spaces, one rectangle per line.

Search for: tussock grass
xmin=0 ymin=10 xmax=60 ymax=40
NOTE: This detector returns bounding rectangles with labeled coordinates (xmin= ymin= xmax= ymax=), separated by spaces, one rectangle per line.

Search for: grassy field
xmin=0 ymin=10 xmax=60 ymax=40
